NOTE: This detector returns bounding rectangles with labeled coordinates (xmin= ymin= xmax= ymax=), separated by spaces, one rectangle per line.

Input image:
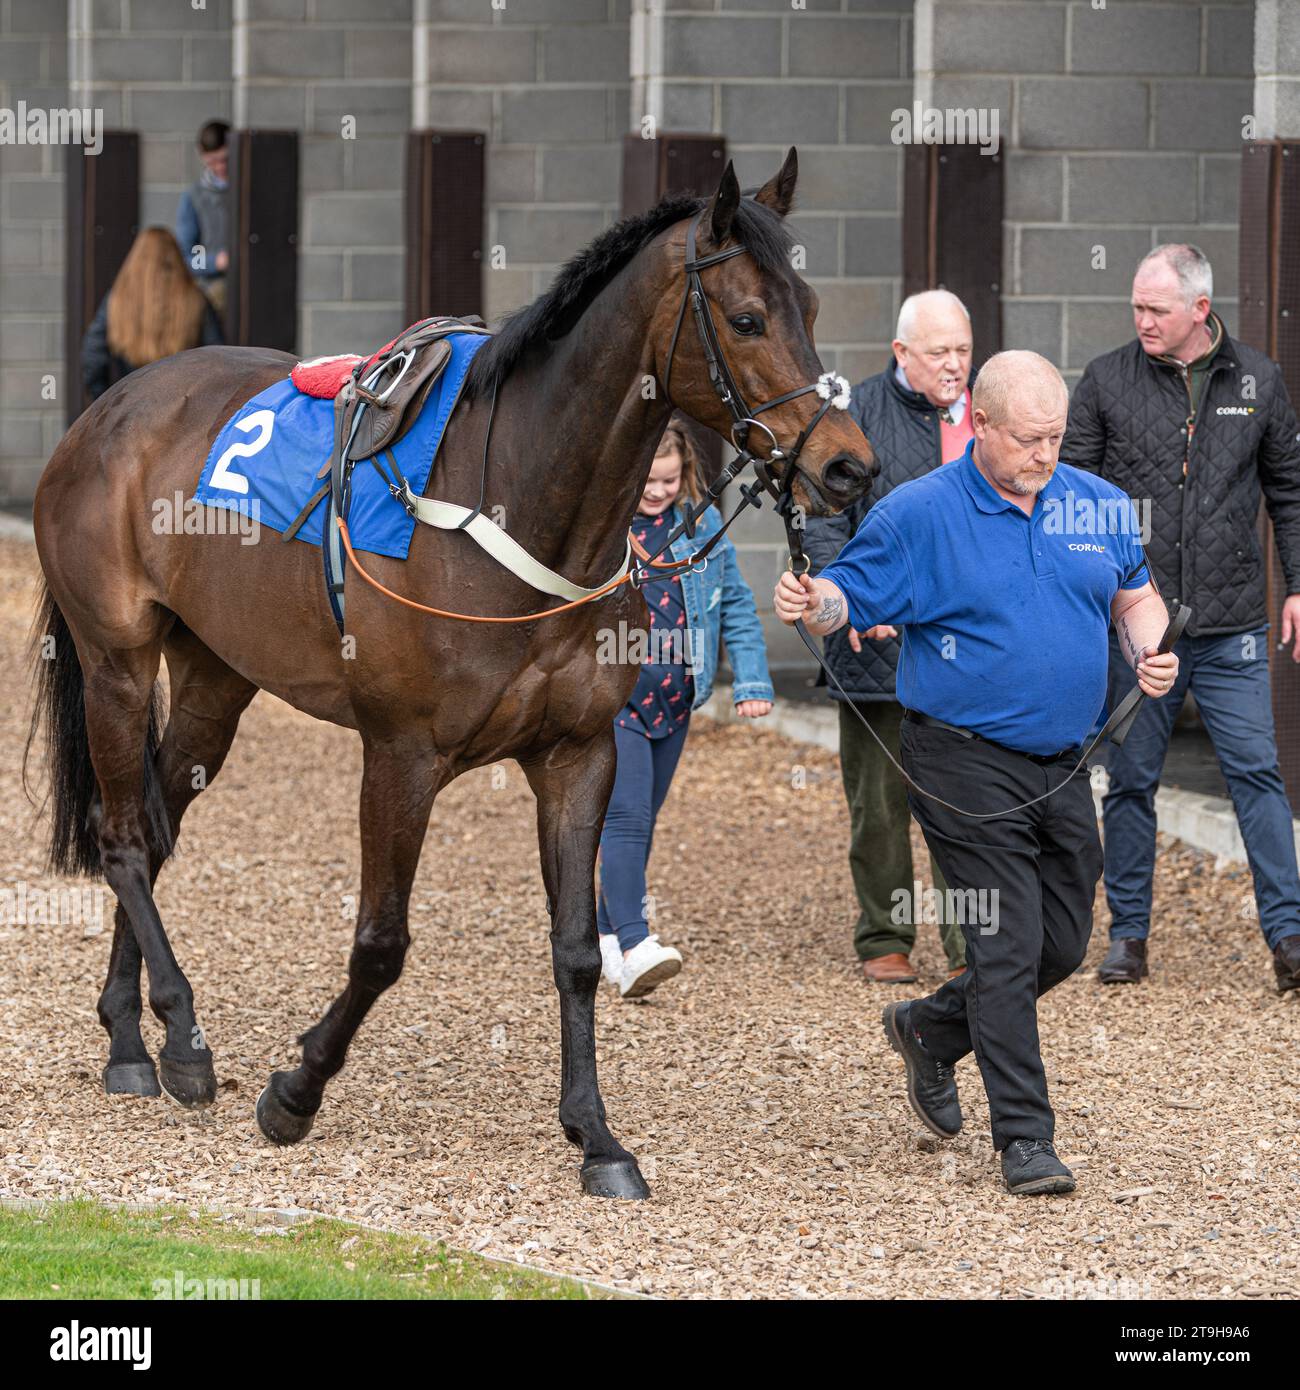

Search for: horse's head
xmin=658 ymin=148 xmax=877 ymax=517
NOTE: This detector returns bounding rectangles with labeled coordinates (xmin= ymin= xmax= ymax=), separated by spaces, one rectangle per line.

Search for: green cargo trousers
xmin=837 ymin=699 xmax=966 ymax=971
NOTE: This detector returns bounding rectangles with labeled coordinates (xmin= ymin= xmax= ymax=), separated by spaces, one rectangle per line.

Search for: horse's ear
xmin=706 ymin=161 xmax=741 ymax=245
xmin=752 ymin=147 xmax=798 ymax=217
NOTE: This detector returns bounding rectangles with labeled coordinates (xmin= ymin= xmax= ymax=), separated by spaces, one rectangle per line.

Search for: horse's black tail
xmin=23 ymin=585 xmax=171 ymax=879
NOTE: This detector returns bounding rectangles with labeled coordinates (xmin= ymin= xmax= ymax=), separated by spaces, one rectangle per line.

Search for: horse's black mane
xmin=461 ymin=189 xmax=794 ymax=400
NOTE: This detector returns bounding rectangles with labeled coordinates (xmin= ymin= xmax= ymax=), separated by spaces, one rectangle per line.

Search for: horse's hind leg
xmin=76 ymin=616 xmax=220 ymax=1107
xmin=256 ymin=729 xmax=443 ymax=1145
xmin=99 ymin=626 xmax=255 ymax=1098
xmin=522 ymin=735 xmax=648 ymax=1200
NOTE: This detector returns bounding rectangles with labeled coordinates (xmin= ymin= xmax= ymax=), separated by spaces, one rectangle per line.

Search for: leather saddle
xmin=282 ymin=313 xmax=493 ymax=633
xmin=283 ymin=313 xmax=491 ymax=545
xmin=333 ymin=313 xmax=489 ymax=469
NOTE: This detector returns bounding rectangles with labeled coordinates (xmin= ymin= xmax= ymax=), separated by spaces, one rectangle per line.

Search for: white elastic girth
xmin=396 ymin=483 xmax=633 ymax=601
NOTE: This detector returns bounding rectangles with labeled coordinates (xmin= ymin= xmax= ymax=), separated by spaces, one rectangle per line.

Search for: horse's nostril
xmin=823 ymin=454 xmax=872 ymax=497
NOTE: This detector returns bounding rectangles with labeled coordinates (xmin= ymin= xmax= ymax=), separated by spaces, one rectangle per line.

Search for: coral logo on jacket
xmin=1216 ymin=406 xmax=1255 ymax=416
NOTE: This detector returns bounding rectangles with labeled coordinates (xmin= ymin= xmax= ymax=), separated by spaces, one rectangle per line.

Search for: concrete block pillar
xmin=1255 ymin=0 xmax=1300 ymax=139
xmin=412 ymin=0 xmax=628 ymax=325
xmin=234 ymin=0 xmax=413 ymax=357
xmin=0 ymin=0 xmax=70 ymax=504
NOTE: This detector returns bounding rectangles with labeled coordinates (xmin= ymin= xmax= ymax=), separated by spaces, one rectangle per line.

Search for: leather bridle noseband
xmin=634 ymin=206 xmax=855 ymax=579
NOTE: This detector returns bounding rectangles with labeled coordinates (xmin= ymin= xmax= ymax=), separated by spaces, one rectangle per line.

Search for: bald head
xmin=893 ymin=289 xmax=973 ymax=409
xmin=896 ymin=289 xmax=970 ymax=345
xmin=970 ymin=351 xmax=1069 ymax=501
xmin=972 ymin=350 xmax=1068 ymax=429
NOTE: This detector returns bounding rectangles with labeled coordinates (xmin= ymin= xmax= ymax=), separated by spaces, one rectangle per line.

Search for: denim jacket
xmin=656 ymin=500 xmax=775 ymax=710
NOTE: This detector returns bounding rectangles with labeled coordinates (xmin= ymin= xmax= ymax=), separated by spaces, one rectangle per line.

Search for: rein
xmin=792 ymin=600 xmax=1192 ymax=821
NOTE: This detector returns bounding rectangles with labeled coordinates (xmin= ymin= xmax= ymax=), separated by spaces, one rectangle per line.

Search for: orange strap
xmin=335 ymin=509 xmax=709 ymax=624
xmin=338 ymin=517 xmax=648 ymax=622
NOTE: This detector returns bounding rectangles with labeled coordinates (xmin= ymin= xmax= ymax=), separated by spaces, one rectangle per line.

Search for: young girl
xmin=598 ymin=417 xmax=775 ymax=998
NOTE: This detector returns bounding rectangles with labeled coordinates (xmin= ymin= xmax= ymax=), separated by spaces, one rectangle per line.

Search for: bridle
xmin=641 ymin=206 xmax=855 ymax=578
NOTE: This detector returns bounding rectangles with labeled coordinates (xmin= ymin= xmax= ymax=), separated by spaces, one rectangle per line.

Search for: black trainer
xmin=1001 ymin=1138 xmax=1076 ymax=1196
xmin=881 ymin=1001 xmax=962 ymax=1139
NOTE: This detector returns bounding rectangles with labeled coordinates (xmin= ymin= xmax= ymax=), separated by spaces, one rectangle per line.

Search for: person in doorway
xmin=175 ymin=119 xmax=230 ymax=313
xmin=81 ymin=226 xmax=224 ymax=403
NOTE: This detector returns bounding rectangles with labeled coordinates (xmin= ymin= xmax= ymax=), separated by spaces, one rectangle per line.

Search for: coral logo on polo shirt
xmin=1067 ymin=543 xmax=1106 ymax=554
xmin=1217 ymin=406 xmax=1255 ymax=415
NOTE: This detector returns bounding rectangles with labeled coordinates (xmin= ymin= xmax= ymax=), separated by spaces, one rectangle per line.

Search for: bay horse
xmin=26 ymin=150 xmax=873 ymax=1198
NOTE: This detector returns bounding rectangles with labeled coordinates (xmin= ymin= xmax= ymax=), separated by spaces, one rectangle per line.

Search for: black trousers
xmin=901 ymin=719 xmax=1102 ymax=1150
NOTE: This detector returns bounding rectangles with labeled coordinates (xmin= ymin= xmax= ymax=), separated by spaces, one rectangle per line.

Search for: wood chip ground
xmin=1 ymin=538 xmax=1296 ymax=1299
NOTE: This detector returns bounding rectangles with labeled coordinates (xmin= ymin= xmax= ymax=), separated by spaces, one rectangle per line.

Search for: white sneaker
xmin=599 ymin=933 xmax=623 ymax=985
xmin=619 ymin=934 xmax=683 ymax=999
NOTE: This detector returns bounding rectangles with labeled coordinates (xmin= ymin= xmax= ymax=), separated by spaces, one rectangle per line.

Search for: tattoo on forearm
xmin=1118 ymin=615 xmax=1139 ymax=665
xmin=813 ymin=593 xmax=844 ymax=629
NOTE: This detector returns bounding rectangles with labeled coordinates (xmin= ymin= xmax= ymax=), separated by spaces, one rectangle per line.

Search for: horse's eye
xmin=730 ymin=314 xmax=762 ymax=337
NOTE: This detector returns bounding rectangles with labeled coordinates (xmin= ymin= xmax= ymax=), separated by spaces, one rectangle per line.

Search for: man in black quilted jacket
xmin=1064 ymin=244 xmax=1300 ymax=992
xmin=804 ymin=290 xmax=974 ymax=986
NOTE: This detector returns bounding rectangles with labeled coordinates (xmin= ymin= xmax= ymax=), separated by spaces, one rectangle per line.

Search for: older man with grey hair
xmin=1064 ymin=244 xmax=1300 ymax=992
xmin=778 ymin=351 xmax=1177 ymax=1195
xmin=803 ymin=289 xmax=975 ymax=987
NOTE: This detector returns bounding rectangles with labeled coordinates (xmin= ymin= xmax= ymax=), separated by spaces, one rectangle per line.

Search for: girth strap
xmin=392 ymin=481 xmax=633 ymax=601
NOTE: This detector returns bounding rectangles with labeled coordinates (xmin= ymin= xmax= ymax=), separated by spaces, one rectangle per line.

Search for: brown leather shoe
xmin=1273 ymin=936 xmax=1300 ymax=993
xmin=1098 ymin=937 xmax=1148 ymax=984
xmin=863 ymin=953 xmax=918 ymax=984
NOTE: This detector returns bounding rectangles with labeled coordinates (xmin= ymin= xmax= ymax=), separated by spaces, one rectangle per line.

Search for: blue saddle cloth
xmin=194 ymin=330 xmax=488 ymax=559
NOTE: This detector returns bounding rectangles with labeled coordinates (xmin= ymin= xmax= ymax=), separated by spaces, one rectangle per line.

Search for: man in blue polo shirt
xmin=775 ymin=351 xmax=1179 ymax=1195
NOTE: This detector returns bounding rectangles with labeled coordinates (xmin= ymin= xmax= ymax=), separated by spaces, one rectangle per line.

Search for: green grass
xmin=0 ymin=1199 xmax=612 ymax=1300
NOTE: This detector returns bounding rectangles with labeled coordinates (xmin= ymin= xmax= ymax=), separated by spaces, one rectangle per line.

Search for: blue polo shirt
xmin=818 ymin=440 xmax=1149 ymax=755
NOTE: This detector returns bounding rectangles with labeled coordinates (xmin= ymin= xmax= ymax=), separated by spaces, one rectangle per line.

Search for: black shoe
xmin=1001 ymin=1138 xmax=1076 ymax=1196
xmin=882 ymin=1001 xmax=962 ymax=1139
xmin=1274 ymin=936 xmax=1300 ymax=994
xmin=1098 ymin=937 xmax=1148 ymax=984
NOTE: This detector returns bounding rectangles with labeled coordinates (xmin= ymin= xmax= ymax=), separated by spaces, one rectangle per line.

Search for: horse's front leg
xmin=256 ymin=728 xmax=444 ymax=1145
xmin=522 ymin=734 xmax=649 ymax=1200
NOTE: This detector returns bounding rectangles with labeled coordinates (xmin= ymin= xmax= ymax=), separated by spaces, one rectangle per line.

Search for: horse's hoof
xmin=580 ymin=1158 xmax=651 ymax=1200
xmin=103 ymin=1061 xmax=161 ymax=1097
xmin=158 ymin=1055 xmax=218 ymax=1109
xmin=256 ymin=1074 xmax=316 ymax=1146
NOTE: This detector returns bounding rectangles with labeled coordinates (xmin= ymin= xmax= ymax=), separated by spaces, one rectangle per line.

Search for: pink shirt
xmin=939 ymin=389 xmax=974 ymax=463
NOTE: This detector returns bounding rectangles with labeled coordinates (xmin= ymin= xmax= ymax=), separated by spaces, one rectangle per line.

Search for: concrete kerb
xmin=699 ymin=686 xmax=1273 ymax=869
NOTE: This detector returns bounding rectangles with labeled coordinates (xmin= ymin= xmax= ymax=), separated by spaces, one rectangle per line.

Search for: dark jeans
xmin=1102 ymin=628 xmax=1300 ymax=950
xmin=597 ymin=719 xmax=691 ymax=954
xmin=838 ymin=700 xmax=965 ymax=970
xmin=902 ymin=721 xmax=1101 ymax=1150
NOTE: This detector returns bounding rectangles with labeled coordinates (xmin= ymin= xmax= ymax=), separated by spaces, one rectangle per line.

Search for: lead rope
xmin=787 ymin=553 xmax=1191 ymax=820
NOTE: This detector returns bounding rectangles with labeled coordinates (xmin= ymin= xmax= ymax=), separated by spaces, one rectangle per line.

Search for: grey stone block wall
xmin=633 ymin=1 xmax=915 ymax=670
xmin=916 ymin=0 xmax=1253 ymax=387
xmin=0 ymin=0 xmax=69 ymax=505
xmin=414 ymin=0 xmax=629 ymax=325
xmin=0 ymin=0 xmax=233 ymax=505
xmin=0 ymin=0 xmax=1291 ymax=675
xmin=73 ymin=0 xmax=233 ymax=255
xmin=1256 ymin=0 xmax=1300 ymax=136
xmin=236 ymin=0 xmax=413 ymax=358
